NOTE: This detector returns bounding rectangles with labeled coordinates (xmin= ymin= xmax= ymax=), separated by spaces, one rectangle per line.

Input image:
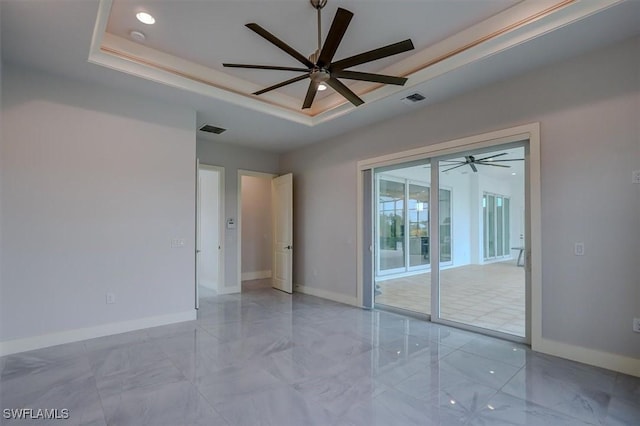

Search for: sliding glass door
xmin=437 ymin=145 xmax=526 ymax=338
xmin=371 ymin=141 xmax=528 ymax=341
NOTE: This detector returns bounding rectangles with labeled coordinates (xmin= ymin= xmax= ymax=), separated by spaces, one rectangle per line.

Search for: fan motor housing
xmin=310 ymin=69 xmax=330 ymax=83
xmin=310 ymin=0 xmax=328 ymax=10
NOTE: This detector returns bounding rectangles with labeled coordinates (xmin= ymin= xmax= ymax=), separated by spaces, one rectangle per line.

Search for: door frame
xmin=237 ymin=170 xmax=278 ymax=292
xmin=356 ymin=123 xmax=541 ymax=347
xmin=196 ymin=163 xmax=225 ymax=303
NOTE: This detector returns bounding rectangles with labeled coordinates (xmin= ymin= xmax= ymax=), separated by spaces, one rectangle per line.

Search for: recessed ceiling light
xmin=130 ymin=30 xmax=146 ymax=42
xmin=136 ymin=12 xmax=155 ymax=25
xmin=317 ymin=83 xmax=327 ymax=91
xmin=511 ymin=172 xmax=517 ymax=176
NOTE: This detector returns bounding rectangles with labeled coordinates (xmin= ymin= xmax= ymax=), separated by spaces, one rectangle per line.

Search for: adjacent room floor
xmin=376 ymin=261 xmax=525 ymax=336
xmin=1 ymin=279 xmax=637 ymax=425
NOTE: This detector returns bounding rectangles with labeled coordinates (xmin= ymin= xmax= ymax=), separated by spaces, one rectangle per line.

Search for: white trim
xmin=216 ymin=286 xmax=241 ymax=295
xmin=237 ymin=170 xmax=278 ymax=292
xmin=536 ymin=338 xmax=640 ymax=378
xmin=0 ymin=310 xmax=196 ymax=357
xmin=295 ymin=284 xmax=360 ymax=308
xmin=241 ymin=270 xmax=272 ymax=281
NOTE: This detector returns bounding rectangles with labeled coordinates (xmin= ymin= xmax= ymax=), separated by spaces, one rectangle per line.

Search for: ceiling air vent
xmin=199 ymin=124 xmax=227 ymax=134
xmin=402 ymin=93 xmax=426 ymax=105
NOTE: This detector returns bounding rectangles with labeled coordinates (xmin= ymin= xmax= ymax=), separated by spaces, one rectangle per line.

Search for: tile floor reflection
xmin=1 ymin=279 xmax=637 ymax=425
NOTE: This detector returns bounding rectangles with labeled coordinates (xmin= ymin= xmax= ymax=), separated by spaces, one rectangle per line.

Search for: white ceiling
xmin=2 ymin=0 xmax=640 ymax=152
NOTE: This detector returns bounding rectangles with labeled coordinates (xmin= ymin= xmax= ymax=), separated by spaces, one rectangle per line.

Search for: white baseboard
xmin=534 ymin=337 xmax=640 ymax=377
xmin=241 ymin=270 xmax=272 ymax=281
xmin=217 ymin=286 xmax=241 ymax=295
xmin=199 ymin=279 xmax=217 ymax=291
xmin=295 ymin=283 xmax=360 ymax=307
xmin=0 ymin=310 xmax=197 ymax=357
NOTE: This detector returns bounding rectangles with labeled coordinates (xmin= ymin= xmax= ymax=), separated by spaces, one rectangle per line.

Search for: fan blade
xmin=488 ymin=159 xmax=525 ymax=162
xmin=253 ymin=74 xmax=308 ymax=96
xmin=246 ymin=23 xmax=314 ymax=68
xmin=317 ymin=8 xmax=353 ymax=67
xmin=223 ymin=64 xmax=310 ymax=72
xmin=475 ymin=152 xmax=508 ymax=162
xmin=470 ymin=163 xmax=478 ymax=173
xmin=442 ymin=163 xmax=468 ymax=173
xmin=302 ymin=81 xmax=320 ymax=109
xmin=331 ymin=39 xmax=414 ymax=70
xmin=331 ymin=70 xmax=407 ymax=85
xmin=326 ymin=77 xmax=364 ymax=106
xmin=476 ymin=162 xmax=510 ymax=168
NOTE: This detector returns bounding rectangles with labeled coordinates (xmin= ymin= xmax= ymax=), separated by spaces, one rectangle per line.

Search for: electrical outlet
xmin=633 ymin=318 xmax=640 ymax=333
xmin=632 ymin=170 xmax=640 ymax=184
xmin=574 ymin=242 xmax=585 ymax=256
xmin=105 ymin=293 xmax=116 ymax=304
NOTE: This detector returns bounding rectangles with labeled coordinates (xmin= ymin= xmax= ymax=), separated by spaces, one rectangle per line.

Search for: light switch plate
xmin=574 ymin=242 xmax=585 ymax=256
xmin=171 ymin=238 xmax=185 ymax=248
xmin=632 ymin=170 xmax=640 ymax=184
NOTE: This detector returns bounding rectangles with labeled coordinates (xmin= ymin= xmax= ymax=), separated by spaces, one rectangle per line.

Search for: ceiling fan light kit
xmin=223 ymin=0 xmax=414 ymax=109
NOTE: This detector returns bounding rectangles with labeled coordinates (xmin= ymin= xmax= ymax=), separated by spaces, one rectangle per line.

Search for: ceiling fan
xmin=441 ymin=153 xmax=524 ymax=173
xmin=223 ymin=0 xmax=414 ymax=109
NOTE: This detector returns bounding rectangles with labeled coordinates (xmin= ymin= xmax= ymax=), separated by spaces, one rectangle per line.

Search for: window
xmin=377 ymin=175 xmax=452 ymax=276
xmin=483 ymin=192 xmax=511 ymax=261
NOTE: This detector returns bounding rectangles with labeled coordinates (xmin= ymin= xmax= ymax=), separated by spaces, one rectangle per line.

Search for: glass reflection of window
xmin=379 ymin=179 xmax=405 ymax=270
xmin=409 ymin=184 xmax=429 ymax=267
xmin=439 ymin=189 xmax=452 ymax=262
xmin=483 ymin=192 xmax=511 ymax=261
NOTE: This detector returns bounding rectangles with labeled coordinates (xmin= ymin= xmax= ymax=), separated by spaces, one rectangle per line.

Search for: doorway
xmin=359 ymin=124 xmax=540 ymax=344
xmin=196 ymin=164 xmax=224 ymax=305
xmin=238 ymin=171 xmax=276 ymax=292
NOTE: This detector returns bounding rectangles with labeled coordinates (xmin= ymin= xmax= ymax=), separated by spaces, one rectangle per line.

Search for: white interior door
xmin=272 ymin=173 xmax=293 ymax=293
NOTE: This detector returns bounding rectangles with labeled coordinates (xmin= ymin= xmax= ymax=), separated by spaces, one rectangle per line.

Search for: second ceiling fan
xmin=441 ymin=153 xmax=524 ymax=173
xmin=223 ymin=0 xmax=414 ymax=109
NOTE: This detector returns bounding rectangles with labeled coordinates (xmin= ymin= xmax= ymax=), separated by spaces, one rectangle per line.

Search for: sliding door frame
xmin=430 ymin=141 xmax=528 ymax=344
xmin=356 ymin=123 xmax=541 ymax=347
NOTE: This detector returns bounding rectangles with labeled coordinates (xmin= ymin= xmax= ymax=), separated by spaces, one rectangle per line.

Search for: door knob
xmin=286 ymin=245 xmax=292 ymax=250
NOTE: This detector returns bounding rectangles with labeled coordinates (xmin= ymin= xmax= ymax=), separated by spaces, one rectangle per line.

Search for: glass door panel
xmin=374 ymin=163 xmax=430 ymax=315
xmin=437 ymin=146 xmax=526 ymax=338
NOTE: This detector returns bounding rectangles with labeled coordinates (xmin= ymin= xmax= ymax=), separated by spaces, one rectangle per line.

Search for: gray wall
xmin=197 ymin=140 xmax=279 ymax=290
xmin=241 ymin=175 xmax=272 ymax=276
xmin=281 ymin=37 xmax=640 ymax=358
xmin=0 ymin=66 xmax=197 ymax=341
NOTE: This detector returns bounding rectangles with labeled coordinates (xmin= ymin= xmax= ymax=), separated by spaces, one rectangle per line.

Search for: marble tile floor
xmin=376 ymin=262 xmax=525 ymax=336
xmin=1 ymin=279 xmax=638 ymax=425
